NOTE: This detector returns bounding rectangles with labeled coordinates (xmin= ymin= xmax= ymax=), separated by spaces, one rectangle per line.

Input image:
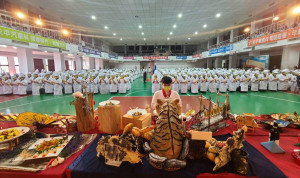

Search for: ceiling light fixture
xmin=173 ymin=24 xmax=177 ymax=28
xmin=216 ymin=13 xmax=221 ymax=18
xmin=120 ymin=38 xmax=123 ymax=41
xmin=91 ymin=15 xmax=96 ymax=20
xmin=203 ymin=24 xmax=207 ymax=28
xmin=244 ymin=27 xmax=250 ymax=33
xmin=167 ymin=37 xmax=170 ymax=40
xmin=35 ymin=19 xmax=42 ymax=26
xmin=139 ymin=25 xmax=142 ymax=29
xmin=141 ymin=32 xmax=144 ymax=35
xmin=178 ymin=13 xmax=182 ymax=18
xmin=113 ymin=33 xmax=116 ymax=36
xmin=188 ymin=38 xmax=191 ymax=40
xmin=16 ymin=12 xmax=25 ymax=19
xmin=293 ymin=6 xmax=300 ymax=14
xmin=195 ymin=31 xmax=198 ymax=35
xmin=273 ymin=16 xmax=279 ymax=21
xmin=44 ymin=50 xmax=47 ymax=53
xmin=104 ymin=26 xmax=108 ymax=29
xmin=170 ymin=32 xmax=173 ymax=35
xmin=144 ymin=38 xmax=146 ymax=41
xmin=62 ymin=29 xmax=69 ymax=36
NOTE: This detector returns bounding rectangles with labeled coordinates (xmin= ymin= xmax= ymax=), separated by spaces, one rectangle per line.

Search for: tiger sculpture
xmin=143 ymin=99 xmax=189 ymax=171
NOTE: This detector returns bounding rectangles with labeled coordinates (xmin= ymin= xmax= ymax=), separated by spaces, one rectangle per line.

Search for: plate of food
xmin=23 ymin=135 xmax=73 ymax=160
xmin=0 ymin=127 xmax=30 ymax=144
xmin=99 ymin=100 xmax=120 ymax=106
xmin=127 ymin=109 xmax=147 ymax=118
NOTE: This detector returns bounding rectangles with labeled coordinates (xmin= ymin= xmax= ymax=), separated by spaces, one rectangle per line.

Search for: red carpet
xmin=0 ymin=94 xmax=29 ymax=103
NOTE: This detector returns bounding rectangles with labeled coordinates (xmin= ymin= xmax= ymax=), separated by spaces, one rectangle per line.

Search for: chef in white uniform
xmin=180 ymin=75 xmax=188 ymax=94
xmin=3 ymin=75 xmax=12 ymax=95
xmin=90 ymin=74 xmax=99 ymax=93
xmin=118 ymin=75 xmax=127 ymax=94
xmin=208 ymin=74 xmax=217 ymax=93
xmin=228 ymin=73 xmax=237 ymax=92
xmin=152 ymin=74 xmax=160 ymax=93
xmin=99 ymin=75 xmax=109 ymax=94
xmin=0 ymin=77 xmax=3 ymax=95
xmin=44 ymin=73 xmax=54 ymax=94
xmin=219 ymin=74 xmax=228 ymax=93
xmin=259 ymin=71 xmax=269 ymax=91
xmin=63 ymin=75 xmax=73 ymax=94
xmin=11 ymin=75 xmax=19 ymax=95
xmin=109 ymin=75 xmax=118 ymax=93
xmin=250 ymin=73 xmax=259 ymax=91
xmin=240 ymin=73 xmax=250 ymax=92
xmin=190 ymin=74 xmax=199 ymax=94
xmin=172 ymin=75 xmax=180 ymax=93
xmin=269 ymin=72 xmax=279 ymax=91
xmin=290 ymin=72 xmax=299 ymax=93
xmin=32 ymin=72 xmax=43 ymax=95
xmin=53 ymin=73 xmax=63 ymax=95
xmin=278 ymin=71 xmax=289 ymax=91
xmin=17 ymin=73 xmax=28 ymax=95
xmin=73 ymin=74 xmax=82 ymax=93
xmin=200 ymin=74 xmax=208 ymax=92
xmin=26 ymin=72 xmax=33 ymax=93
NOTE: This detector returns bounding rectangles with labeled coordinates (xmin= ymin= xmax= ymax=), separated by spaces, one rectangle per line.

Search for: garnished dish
xmin=132 ymin=111 xmax=143 ymax=116
xmin=25 ymin=135 xmax=73 ymax=160
xmin=0 ymin=127 xmax=30 ymax=143
xmin=99 ymin=100 xmax=120 ymax=106
xmin=0 ymin=128 xmax=21 ymax=141
xmin=127 ymin=109 xmax=147 ymax=117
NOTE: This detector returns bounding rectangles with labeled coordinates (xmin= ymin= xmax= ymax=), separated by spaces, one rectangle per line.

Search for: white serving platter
xmin=0 ymin=127 xmax=30 ymax=144
xmin=25 ymin=135 xmax=73 ymax=160
xmin=127 ymin=109 xmax=147 ymax=117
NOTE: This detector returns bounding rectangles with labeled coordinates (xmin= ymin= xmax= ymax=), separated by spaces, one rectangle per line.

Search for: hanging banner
xmin=0 ymin=26 xmax=66 ymax=49
xmin=247 ymin=27 xmax=300 ymax=47
xmin=192 ymin=53 xmax=202 ymax=58
xmin=176 ymin=56 xmax=187 ymax=59
xmin=143 ymin=56 xmax=168 ymax=60
xmin=123 ymin=56 xmax=134 ymax=59
xmin=209 ymin=44 xmax=233 ymax=55
xmin=109 ymin=54 xmax=118 ymax=59
xmin=241 ymin=55 xmax=269 ymax=69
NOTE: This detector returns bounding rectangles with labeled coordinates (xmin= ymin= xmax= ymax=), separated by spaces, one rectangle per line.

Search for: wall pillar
xmin=53 ymin=52 xmax=65 ymax=72
xmin=95 ymin=58 xmax=104 ymax=70
xmin=207 ymin=59 xmax=213 ymax=68
xmin=230 ymin=29 xmax=239 ymax=43
xmin=17 ymin=48 xmax=34 ymax=74
xmin=7 ymin=56 xmax=16 ymax=75
xmin=229 ymin=54 xmax=238 ymax=68
xmin=281 ymin=45 xmax=300 ymax=69
xmin=215 ymin=57 xmax=222 ymax=68
xmin=75 ymin=55 xmax=83 ymax=71
xmin=88 ymin=57 xmax=95 ymax=69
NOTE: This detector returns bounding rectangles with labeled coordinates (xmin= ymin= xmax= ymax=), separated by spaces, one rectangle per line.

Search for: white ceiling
xmin=13 ymin=0 xmax=288 ymax=45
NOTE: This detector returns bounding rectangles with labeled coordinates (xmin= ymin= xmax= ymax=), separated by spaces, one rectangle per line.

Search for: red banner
xmin=192 ymin=53 xmax=202 ymax=58
xmin=143 ymin=56 xmax=168 ymax=60
xmin=122 ymin=56 xmax=134 ymax=59
xmin=247 ymin=27 xmax=300 ymax=47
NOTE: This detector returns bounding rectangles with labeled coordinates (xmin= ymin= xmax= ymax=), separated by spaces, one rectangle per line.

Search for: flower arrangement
xmin=72 ymin=92 xmax=83 ymax=99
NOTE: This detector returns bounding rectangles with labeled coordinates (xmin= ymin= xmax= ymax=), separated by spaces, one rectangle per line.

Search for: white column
xmin=250 ymin=20 xmax=256 ymax=34
xmin=217 ymin=34 xmax=223 ymax=45
xmin=42 ymin=58 xmax=47 ymax=70
xmin=53 ymin=52 xmax=65 ymax=72
xmin=17 ymin=48 xmax=34 ymax=74
xmin=7 ymin=56 xmax=16 ymax=75
xmin=75 ymin=55 xmax=83 ymax=71
xmin=215 ymin=57 xmax=222 ymax=68
xmin=281 ymin=45 xmax=300 ymax=69
xmin=207 ymin=40 xmax=210 ymax=50
xmin=230 ymin=29 xmax=239 ymax=43
xmin=88 ymin=57 xmax=95 ymax=69
xmin=207 ymin=59 xmax=213 ymax=68
xmin=95 ymin=58 xmax=104 ymax=70
xmin=183 ymin=45 xmax=186 ymax=54
xmin=229 ymin=55 xmax=237 ymax=68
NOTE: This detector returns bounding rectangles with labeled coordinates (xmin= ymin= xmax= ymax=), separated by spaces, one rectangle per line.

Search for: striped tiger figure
xmin=150 ymin=98 xmax=183 ymax=159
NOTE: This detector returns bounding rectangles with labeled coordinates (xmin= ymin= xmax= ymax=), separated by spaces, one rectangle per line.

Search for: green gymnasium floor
xmin=0 ymin=77 xmax=300 ymax=115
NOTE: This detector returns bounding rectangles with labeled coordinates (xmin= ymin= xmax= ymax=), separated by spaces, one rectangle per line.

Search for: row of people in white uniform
xmin=0 ymin=69 xmax=142 ymax=95
xmin=152 ymin=68 xmax=300 ymax=93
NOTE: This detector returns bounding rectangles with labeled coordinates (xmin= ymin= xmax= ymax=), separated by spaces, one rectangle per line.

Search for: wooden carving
xmin=74 ymin=92 xmax=95 ymax=132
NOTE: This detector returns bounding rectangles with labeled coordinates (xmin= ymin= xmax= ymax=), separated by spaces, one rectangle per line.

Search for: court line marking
xmin=0 ymin=95 xmax=30 ymax=104
xmin=247 ymin=93 xmax=300 ymax=104
xmin=0 ymin=95 xmax=73 ymax=110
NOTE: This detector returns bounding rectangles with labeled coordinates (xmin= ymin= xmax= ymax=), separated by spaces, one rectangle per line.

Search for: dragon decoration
xmin=96 ymin=99 xmax=248 ymax=174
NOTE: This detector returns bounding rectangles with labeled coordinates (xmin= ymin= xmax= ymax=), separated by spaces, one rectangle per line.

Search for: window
xmin=14 ymin=57 xmax=19 ymax=73
xmin=0 ymin=56 xmax=9 ymax=73
xmin=68 ymin=60 xmax=74 ymax=70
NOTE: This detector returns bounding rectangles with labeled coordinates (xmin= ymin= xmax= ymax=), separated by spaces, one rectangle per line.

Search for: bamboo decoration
xmin=74 ymin=92 xmax=95 ymax=132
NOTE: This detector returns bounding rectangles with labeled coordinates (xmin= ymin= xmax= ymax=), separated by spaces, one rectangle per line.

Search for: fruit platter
xmin=21 ymin=135 xmax=73 ymax=160
xmin=0 ymin=127 xmax=30 ymax=144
